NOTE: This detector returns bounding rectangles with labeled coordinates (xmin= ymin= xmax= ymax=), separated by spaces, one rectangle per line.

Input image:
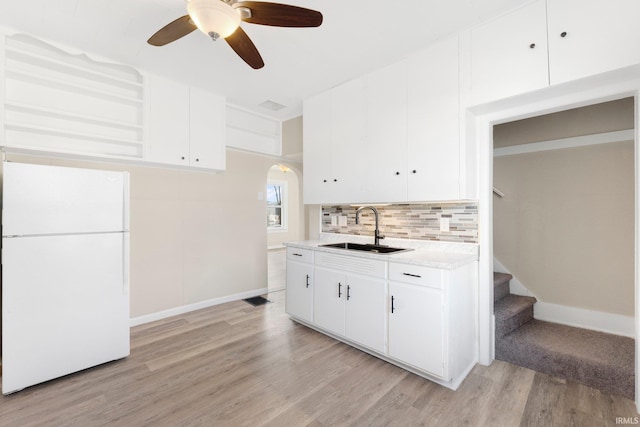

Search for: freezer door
xmin=2 ymin=162 xmax=127 ymax=236
xmin=2 ymin=233 xmax=130 ymax=394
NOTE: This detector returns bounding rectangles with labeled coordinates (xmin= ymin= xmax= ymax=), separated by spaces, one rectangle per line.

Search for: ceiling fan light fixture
xmin=187 ymin=0 xmax=241 ymax=40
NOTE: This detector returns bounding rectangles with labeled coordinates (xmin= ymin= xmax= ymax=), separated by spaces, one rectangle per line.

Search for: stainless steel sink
xmin=320 ymin=242 xmax=413 ymax=254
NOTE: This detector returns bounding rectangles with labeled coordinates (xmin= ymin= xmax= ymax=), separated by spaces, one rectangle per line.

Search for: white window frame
xmin=267 ymin=180 xmax=288 ymax=232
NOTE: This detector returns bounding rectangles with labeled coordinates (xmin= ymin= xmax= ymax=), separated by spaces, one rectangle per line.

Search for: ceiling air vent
xmin=259 ymin=100 xmax=287 ymax=111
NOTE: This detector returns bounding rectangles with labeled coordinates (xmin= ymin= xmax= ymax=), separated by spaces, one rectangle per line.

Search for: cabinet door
xmin=344 ymin=275 xmax=386 ymax=353
xmin=303 ymin=91 xmax=333 ymax=204
xmin=313 ymin=267 xmax=345 ymax=336
xmin=407 ymin=36 xmax=460 ymax=201
xmin=388 ymin=282 xmax=446 ymax=378
xmin=189 ymin=86 xmax=226 ymax=170
xmin=364 ymin=60 xmax=408 ymax=202
xmin=285 ymin=260 xmax=313 ymax=322
xmin=547 ymin=0 xmax=640 ymax=85
xmin=331 ymin=78 xmax=366 ymax=204
xmin=147 ymin=75 xmax=189 ymax=165
xmin=470 ymin=0 xmax=549 ymax=105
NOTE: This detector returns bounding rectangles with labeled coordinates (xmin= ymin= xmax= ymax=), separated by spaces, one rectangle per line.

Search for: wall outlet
xmin=338 ymin=215 xmax=348 ymax=227
xmin=331 ymin=215 xmax=338 ymax=226
xmin=440 ymin=217 xmax=450 ymax=232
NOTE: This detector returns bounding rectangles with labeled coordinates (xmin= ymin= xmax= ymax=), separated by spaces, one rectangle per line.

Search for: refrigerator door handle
xmin=123 ymin=232 xmax=130 ymax=296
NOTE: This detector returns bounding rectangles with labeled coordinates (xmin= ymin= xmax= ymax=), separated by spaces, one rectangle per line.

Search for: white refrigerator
xmin=1 ymin=161 xmax=130 ymax=394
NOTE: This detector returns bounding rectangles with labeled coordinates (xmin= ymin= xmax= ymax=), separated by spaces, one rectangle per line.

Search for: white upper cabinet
xmin=331 ymin=78 xmax=366 ymax=204
xmin=547 ymin=0 xmax=640 ymax=85
xmin=147 ymin=75 xmax=190 ymax=166
xmin=302 ymin=90 xmax=333 ymax=204
xmin=189 ymin=86 xmax=225 ymax=170
xmin=303 ymin=39 xmax=469 ymax=204
xmin=408 ymin=36 xmax=461 ymax=201
xmin=470 ymin=0 xmax=640 ymax=105
xmin=303 ymin=78 xmax=366 ymax=205
xmin=147 ymin=75 xmax=225 ymax=170
xmin=364 ymin=60 xmax=408 ymax=203
xmin=470 ymin=0 xmax=549 ymax=106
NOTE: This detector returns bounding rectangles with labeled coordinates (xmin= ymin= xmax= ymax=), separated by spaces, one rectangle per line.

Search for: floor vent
xmin=243 ymin=296 xmax=271 ymax=307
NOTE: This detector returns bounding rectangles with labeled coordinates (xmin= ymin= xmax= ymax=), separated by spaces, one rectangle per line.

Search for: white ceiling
xmin=0 ymin=0 xmax=528 ymax=121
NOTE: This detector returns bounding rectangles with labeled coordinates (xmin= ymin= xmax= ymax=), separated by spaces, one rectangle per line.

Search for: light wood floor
xmin=268 ymin=248 xmax=286 ymax=292
xmin=1 ymin=290 xmax=638 ymax=427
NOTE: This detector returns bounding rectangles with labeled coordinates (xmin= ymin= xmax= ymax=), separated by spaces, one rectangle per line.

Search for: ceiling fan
xmin=147 ymin=0 xmax=323 ymax=69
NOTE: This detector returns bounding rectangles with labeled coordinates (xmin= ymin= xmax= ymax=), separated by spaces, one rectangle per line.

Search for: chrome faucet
xmin=355 ymin=206 xmax=385 ymax=246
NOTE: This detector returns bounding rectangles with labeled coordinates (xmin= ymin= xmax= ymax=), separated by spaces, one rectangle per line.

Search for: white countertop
xmin=285 ymin=233 xmax=478 ymax=270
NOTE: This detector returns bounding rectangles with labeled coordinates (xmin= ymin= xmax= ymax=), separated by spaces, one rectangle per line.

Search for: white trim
xmin=471 ymin=65 xmax=640 ymax=406
xmin=494 ymin=129 xmax=634 ymax=157
xmin=534 ymin=302 xmax=634 ymax=338
xmin=634 ymin=91 xmax=640 ymax=412
xmin=267 ymin=179 xmax=289 ymax=231
xmin=129 ymin=287 xmax=268 ymax=327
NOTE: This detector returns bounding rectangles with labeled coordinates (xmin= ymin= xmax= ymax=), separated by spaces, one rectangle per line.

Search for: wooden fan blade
xmin=148 ymin=15 xmax=197 ymax=46
xmin=225 ymin=27 xmax=265 ymax=69
xmin=234 ymin=2 xmax=323 ymax=27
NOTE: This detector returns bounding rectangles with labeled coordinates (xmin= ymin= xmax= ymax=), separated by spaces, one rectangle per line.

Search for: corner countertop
xmin=285 ymin=233 xmax=478 ymax=270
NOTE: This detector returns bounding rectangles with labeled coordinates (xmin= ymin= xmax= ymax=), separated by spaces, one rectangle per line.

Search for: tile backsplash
xmin=322 ymin=203 xmax=478 ymax=243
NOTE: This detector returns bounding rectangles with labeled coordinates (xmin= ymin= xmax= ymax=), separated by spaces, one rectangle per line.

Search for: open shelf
xmin=6 ymin=33 xmax=142 ymax=84
xmin=5 ymin=101 xmax=143 ymax=131
xmin=5 ymin=48 xmax=143 ymax=92
xmin=5 ymin=68 xmax=143 ymax=105
xmin=2 ymin=32 xmax=145 ymax=160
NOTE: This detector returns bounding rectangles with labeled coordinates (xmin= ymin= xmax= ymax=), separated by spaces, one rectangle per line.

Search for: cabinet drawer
xmin=287 ymin=247 xmax=314 ymax=263
xmin=389 ymin=263 xmax=443 ymax=289
xmin=315 ymin=251 xmax=386 ymax=278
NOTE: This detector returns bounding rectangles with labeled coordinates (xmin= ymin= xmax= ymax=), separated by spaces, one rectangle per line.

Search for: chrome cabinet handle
xmin=338 ymin=283 xmax=342 ymax=298
xmin=305 ymin=274 xmax=310 ymax=288
xmin=391 ymin=295 xmax=395 ymax=313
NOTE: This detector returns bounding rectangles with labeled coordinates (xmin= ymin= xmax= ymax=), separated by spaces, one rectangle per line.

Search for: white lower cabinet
xmin=285 ymin=245 xmax=477 ymax=390
xmin=344 ymin=275 xmax=386 ymax=354
xmin=313 ymin=267 xmax=346 ymax=336
xmin=388 ymin=276 xmax=446 ymax=378
xmin=285 ymin=248 xmax=314 ymax=323
xmin=313 ymin=253 xmax=386 ymax=353
xmin=388 ymin=261 xmax=477 ymax=383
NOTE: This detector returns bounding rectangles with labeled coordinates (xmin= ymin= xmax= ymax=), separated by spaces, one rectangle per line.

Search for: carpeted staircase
xmin=494 ymin=272 xmax=635 ymax=399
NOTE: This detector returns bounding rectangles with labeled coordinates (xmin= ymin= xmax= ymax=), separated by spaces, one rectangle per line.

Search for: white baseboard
xmin=534 ymin=301 xmax=634 ymax=338
xmin=129 ymin=287 xmax=269 ymax=327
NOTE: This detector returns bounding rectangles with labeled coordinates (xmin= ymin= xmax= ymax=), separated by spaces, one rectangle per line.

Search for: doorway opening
xmin=266 ymin=164 xmax=302 ymax=292
xmin=491 ymin=97 xmax=635 ymax=398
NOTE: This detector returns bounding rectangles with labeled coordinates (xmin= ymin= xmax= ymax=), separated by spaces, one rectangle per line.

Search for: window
xmin=267 ymin=181 xmax=288 ymax=231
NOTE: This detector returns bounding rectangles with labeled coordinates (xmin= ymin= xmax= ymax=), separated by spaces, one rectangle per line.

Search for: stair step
xmin=494 ymin=294 xmax=536 ymax=337
xmin=493 ymin=272 xmax=513 ymax=302
xmin=496 ymin=319 xmax=635 ymax=399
